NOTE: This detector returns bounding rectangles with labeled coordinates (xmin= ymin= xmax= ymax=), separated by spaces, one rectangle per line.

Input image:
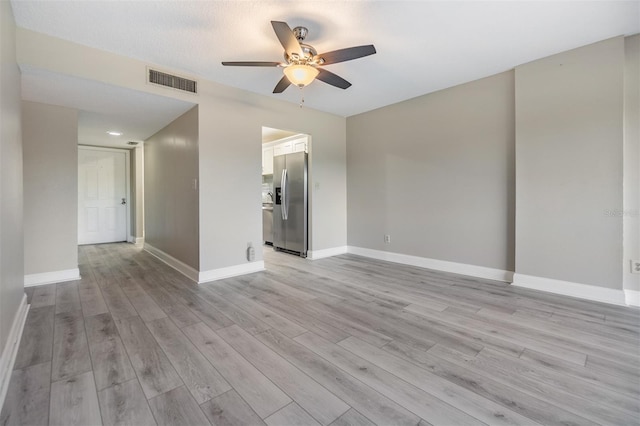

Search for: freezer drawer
xmin=263 ymin=206 xmax=273 ymax=244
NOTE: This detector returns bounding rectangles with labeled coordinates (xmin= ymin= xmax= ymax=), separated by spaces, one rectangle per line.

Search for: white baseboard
xmin=143 ymin=243 xmax=199 ymax=283
xmin=307 ymin=246 xmax=348 ymax=260
xmin=24 ymin=268 xmax=80 ymax=287
xmin=512 ymin=273 xmax=627 ymax=306
xmin=144 ymin=243 xmax=266 ymax=284
xmin=347 ymin=246 xmax=513 ymax=282
xmin=198 ymin=261 xmax=265 ymax=283
xmin=0 ymin=294 xmax=29 ymax=410
xmin=623 ymin=289 xmax=640 ymax=307
xmin=128 ymin=236 xmax=144 ymax=245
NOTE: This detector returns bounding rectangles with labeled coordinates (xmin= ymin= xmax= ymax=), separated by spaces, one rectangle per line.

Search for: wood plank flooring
xmin=2 ymin=243 xmax=639 ymax=425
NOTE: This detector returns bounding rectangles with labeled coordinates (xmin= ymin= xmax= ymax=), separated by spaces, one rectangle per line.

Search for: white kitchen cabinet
xmin=274 ymin=141 xmax=292 ymax=157
xmin=262 ymin=146 xmax=274 ymax=175
xmin=264 ymin=135 xmax=308 ymax=173
xmin=293 ymin=138 xmax=307 ymax=153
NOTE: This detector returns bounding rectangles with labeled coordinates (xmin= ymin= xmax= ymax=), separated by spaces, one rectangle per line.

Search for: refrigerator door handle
xmin=281 ymin=168 xmax=288 ymax=220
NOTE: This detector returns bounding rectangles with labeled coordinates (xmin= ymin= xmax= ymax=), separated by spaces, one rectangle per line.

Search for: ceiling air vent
xmin=148 ymin=68 xmax=197 ymax=94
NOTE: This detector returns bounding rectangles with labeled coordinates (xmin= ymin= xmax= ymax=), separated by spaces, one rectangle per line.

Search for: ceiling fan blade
xmin=271 ymin=21 xmax=303 ymax=58
xmin=273 ymin=75 xmax=291 ymax=93
xmin=316 ymin=45 xmax=376 ymax=65
xmin=221 ymin=61 xmax=281 ymax=67
xmin=316 ymin=68 xmax=351 ymax=89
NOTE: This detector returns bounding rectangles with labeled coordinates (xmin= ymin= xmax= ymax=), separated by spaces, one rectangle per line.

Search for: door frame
xmin=78 ymin=145 xmax=132 ymax=243
xmin=261 ymin=130 xmax=313 ymax=260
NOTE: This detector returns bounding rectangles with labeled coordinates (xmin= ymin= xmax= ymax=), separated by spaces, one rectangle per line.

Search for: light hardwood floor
xmin=1 ymin=243 xmax=639 ymax=425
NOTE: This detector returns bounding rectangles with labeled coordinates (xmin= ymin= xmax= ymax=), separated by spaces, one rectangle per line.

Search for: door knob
xmin=121 ymin=198 xmax=126 ymax=205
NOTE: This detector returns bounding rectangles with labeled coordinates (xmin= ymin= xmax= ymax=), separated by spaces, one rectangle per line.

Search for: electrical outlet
xmin=631 ymin=260 xmax=640 ymax=274
xmin=247 ymin=242 xmax=255 ymax=262
xmin=384 ymin=234 xmax=391 ymax=243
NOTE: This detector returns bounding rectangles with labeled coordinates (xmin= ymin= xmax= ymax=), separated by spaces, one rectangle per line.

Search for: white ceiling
xmin=262 ymin=127 xmax=302 ymax=144
xmin=11 ymin=0 xmax=640 ymax=140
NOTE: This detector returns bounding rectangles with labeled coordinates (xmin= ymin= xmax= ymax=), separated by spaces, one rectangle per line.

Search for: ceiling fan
xmin=222 ymin=21 xmax=376 ymax=93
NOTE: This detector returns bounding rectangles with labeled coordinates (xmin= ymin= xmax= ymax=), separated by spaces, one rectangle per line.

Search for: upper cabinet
xmin=292 ymin=138 xmax=307 ymax=153
xmin=262 ymin=135 xmax=308 ymax=175
xmin=262 ymin=146 xmax=274 ymax=175
xmin=273 ymin=141 xmax=292 ymax=157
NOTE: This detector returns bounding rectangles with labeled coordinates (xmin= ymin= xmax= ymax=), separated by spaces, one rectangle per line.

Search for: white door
xmin=78 ymin=147 xmax=128 ymax=244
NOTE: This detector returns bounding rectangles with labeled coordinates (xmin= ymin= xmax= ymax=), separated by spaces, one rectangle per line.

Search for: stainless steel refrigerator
xmin=273 ymin=151 xmax=307 ymax=257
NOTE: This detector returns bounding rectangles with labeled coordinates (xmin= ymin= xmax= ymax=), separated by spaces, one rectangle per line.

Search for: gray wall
xmin=136 ymin=145 xmax=144 ymax=240
xmin=145 ymin=106 xmax=199 ymax=269
xmin=22 ymin=101 xmax=79 ymax=275
xmin=130 ymin=148 xmax=136 ymax=238
xmin=346 ymin=71 xmax=515 ymax=271
xmin=130 ymin=145 xmax=144 ymax=240
xmin=0 ymin=0 xmax=24 ymax=355
xmin=197 ymin=87 xmax=347 ymax=271
xmin=16 ymin=23 xmax=632 ymax=293
xmin=515 ymin=37 xmax=624 ymax=289
xmin=17 ymin=29 xmax=348 ymax=276
xmin=624 ymin=34 xmax=640 ymax=292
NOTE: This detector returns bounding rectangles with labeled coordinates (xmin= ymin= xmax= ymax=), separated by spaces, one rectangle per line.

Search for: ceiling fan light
xmin=283 ymin=64 xmax=319 ymax=87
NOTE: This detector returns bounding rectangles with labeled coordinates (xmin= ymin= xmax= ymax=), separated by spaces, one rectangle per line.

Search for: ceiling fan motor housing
xmin=285 ymin=27 xmax=320 ymax=65
xmin=285 ymin=43 xmax=319 ymax=64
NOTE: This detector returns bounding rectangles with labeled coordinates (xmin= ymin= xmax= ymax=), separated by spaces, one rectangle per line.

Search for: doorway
xmin=261 ymin=127 xmax=311 ymax=261
xmin=78 ymin=146 xmax=130 ymax=244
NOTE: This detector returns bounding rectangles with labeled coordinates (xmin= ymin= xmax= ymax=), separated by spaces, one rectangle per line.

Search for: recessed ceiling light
xmin=106 ymin=131 xmax=123 ymax=136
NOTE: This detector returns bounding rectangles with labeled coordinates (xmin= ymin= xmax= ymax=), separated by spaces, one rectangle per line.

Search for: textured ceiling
xmin=11 ymin=1 xmax=640 ymax=119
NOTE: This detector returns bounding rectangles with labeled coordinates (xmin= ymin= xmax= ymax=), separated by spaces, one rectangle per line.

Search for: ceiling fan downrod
xmin=292 ymin=26 xmax=308 ymax=41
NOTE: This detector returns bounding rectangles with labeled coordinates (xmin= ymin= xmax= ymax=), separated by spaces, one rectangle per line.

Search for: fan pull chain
xmin=299 ymin=86 xmax=305 ymax=108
